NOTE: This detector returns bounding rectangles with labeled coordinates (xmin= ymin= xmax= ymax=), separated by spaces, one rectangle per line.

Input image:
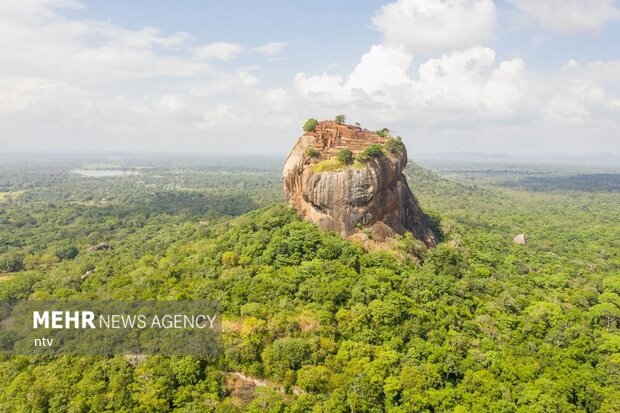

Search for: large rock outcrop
xmin=283 ymin=120 xmax=437 ymax=247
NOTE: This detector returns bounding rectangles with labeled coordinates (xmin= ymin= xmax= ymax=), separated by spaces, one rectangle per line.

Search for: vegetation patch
xmin=364 ymin=144 xmax=383 ymax=157
xmin=337 ymin=149 xmax=353 ymax=165
xmin=306 ymin=147 xmax=320 ymax=158
xmin=376 ymin=128 xmax=390 ymax=137
xmin=0 ymin=190 xmax=25 ymax=203
xmin=313 ymin=158 xmax=344 ymax=173
xmin=384 ymin=137 xmax=405 ymax=154
xmin=0 ymin=155 xmax=619 ymax=412
xmin=0 ymin=273 xmax=15 ymax=282
xmin=303 ymin=118 xmax=318 ymax=132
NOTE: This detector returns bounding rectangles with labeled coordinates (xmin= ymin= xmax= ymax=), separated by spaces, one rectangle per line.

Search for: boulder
xmin=88 ymin=242 xmax=111 ymax=251
xmin=80 ymin=270 xmax=94 ymax=281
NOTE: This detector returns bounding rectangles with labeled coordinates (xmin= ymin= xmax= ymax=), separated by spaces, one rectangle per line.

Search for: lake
xmin=71 ymin=169 xmax=139 ymax=177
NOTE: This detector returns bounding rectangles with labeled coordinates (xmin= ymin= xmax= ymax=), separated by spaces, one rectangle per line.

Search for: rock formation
xmin=88 ymin=242 xmax=112 ymax=252
xmin=283 ymin=120 xmax=437 ymax=247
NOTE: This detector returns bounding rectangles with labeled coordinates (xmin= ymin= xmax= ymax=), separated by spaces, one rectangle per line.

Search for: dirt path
xmin=224 ymin=371 xmax=306 ymax=398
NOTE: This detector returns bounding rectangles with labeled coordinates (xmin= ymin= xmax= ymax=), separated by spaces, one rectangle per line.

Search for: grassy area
xmin=314 ymin=158 xmax=344 ymax=173
xmin=314 ymin=158 xmax=368 ymax=173
xmin=0 ymin=190 xmax=25 ymax=202
xmin=0 ymin=273 xmax=15 ymax=282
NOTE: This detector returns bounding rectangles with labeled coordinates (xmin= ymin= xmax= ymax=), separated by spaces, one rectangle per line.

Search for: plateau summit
xmin=283 ymin=118 xmax=437 ymax=247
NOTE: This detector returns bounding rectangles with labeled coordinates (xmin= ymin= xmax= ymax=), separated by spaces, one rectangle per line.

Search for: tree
xmin=384 ymin=137 xmax=405 ymax=154
xmin=303 ymin=118 xmax=318 ymax=132
xmin=54 ymin=244 xmax=79 ymax=261
xmin=0 ymin=250 xmax=25 ymax=272
xmin=297 ymin=365 xmax=331 ymax=393
xmin=337 ymin=149 xmax=353 ymax=165
xmin=335 ymin=114 xmax=346 ymax=125
xmin=375 ymin=128 xmax=390 ymax=137
xmin=221 ymin=251 xmax=238 ymax=267
xmin=590 ymin=302 xmax=619 ymax=332
xmin=263 ymin=338 xmax=312 ymax=380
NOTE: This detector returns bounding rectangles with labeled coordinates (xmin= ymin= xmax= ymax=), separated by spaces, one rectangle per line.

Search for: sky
xmin=0 ymin=0 xmax=619 ymax=155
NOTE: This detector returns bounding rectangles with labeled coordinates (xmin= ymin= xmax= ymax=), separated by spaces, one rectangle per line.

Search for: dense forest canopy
xmin=0 ymin=155 xmax=619 ymax=412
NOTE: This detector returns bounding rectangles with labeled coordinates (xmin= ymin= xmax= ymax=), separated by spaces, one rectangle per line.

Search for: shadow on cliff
xmin=421 ymin=210 xmax=445 ymax=244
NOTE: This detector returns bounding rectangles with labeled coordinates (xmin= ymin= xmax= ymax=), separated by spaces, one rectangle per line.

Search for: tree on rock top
xmin=335 ymin=114 xmax=346 ymax=125
xmin=376 ymin=128 xmax=390 ymax=137
xmin=338 ymin=149 xmax=353 ymax=165
xmin=303 ymin=118 xmax=318 ymax=132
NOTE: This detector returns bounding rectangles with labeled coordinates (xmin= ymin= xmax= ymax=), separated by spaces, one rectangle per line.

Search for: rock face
xmin=283 ymin=121 xmax=437 ymax=247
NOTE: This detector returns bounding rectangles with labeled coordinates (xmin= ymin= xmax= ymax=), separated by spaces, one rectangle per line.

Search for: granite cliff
xmin=282 ymin=120 xmax=437 ymax=247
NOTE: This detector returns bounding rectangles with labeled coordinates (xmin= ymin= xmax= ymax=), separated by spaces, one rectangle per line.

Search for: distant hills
xmin=414 ymin=151 xmax=620 ymax=165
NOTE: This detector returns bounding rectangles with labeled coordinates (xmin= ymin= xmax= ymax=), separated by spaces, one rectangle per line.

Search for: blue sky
xmin=1 ymin=0 xmax=619 ymax=155
xmin=76 ymin=1 xmax=619 ymax=78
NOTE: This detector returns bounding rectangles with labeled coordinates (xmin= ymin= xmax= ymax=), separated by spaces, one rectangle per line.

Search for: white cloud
xmin=0 ymin=0 xmax=84 ymax=16
xmin=0 ymin=3 xmax=210 ymax=83
xmin=294 ymin=47 xmax=527 ymax=118
xmin=0 ymin=0 xmax=618 ymax=155
xmin=0 ymin=77 xmax=77 ymax=115
xmin=412 ymin=47 xmax=527 ymax=116
xmin=571 ymin=60 xmax=620 ymax=82
xmin=294 ymin=73 xmax=349 ymax=101
xmin=287 ymin=0 xmax=618 ymax=155
xmin=0 ymin=0 xmax=268 ymax=152
xmin=346 ymin=45 xmax=412 ymax=94
xmin=372 ymin=0 xmax=496 ymax=52
xmin=511 ymin=0 xmax=620 ymax=33
xmin=194 ymin=42 xmax=243 ymax=61
xmin=292 ymin=1 xmax=524 ymax=120
xmin=562 ymin=59 xmax=579 ymax=70
xmin=238 ymin=70 xmax=259 ymax=86
xmin=253 ymin=42 xmax=288 ymax=55
xmin=262 ymin=88 xmax=294 ymax=111
xmin=544 ymin=96 xmax=589 ymax=121
xmin=538 ymin=60 xmax=618 ymax=124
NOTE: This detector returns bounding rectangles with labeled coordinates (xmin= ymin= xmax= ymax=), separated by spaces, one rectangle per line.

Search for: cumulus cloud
xmin=0 ymin=0 xmax=619 ymax=154
xmin=294 ymin=46 xmax=527 ymax=118
xmin=412 ymin=48 xmax=527 ymax=116
xmin=288 ymin=0 xmax=619 ymax=155
xmin=294 ymin=73 xmax=350 ymax=101
xmin=291 ymin=0 xmax=523 ymax=119
xmin=511 ymin=0 xmax=620 ymax=33
xmin=347 ymin=45 xmax=413 ymax=94
xmin=372 ymin=0 xmax=496 ymax=52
